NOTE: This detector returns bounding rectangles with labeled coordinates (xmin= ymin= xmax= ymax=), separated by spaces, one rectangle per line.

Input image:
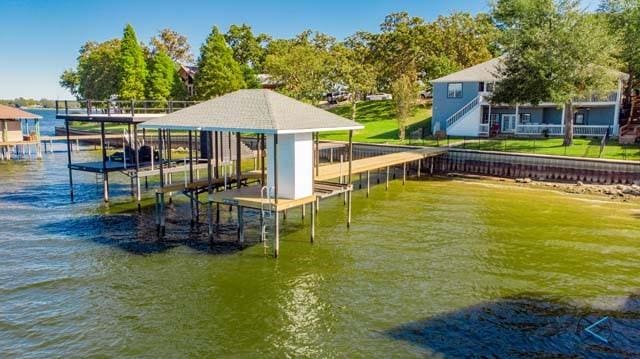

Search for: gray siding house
xmin=431 ymin=57 xmax=626 ymax=138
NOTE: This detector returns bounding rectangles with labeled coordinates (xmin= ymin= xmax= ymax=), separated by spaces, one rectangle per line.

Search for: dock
xmin=316 ymin=148 xmax=447 ymax=181
xmin=54 ymin=91 xmax=449 ymax=258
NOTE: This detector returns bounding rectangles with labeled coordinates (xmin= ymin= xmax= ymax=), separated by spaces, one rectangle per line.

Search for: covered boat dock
xmin=141 ymin=89 xmax=447 ymax=257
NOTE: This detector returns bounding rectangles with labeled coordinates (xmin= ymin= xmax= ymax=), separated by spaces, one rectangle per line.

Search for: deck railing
xmin=573 ymin=92 xmax=618 ymax=103
xmin=515 ymin=125 xmax=564 ymax=136
xmin=574 ymin=125 xmax=610 ymax=137
xmin=55 ymin=100 xmax=199 ymax=117
xmin=511 ymin=124 xmax=611 ymax=137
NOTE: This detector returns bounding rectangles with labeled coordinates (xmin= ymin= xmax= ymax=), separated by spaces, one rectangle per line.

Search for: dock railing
xmin=55 ymin=100 xmax=199 ymax=117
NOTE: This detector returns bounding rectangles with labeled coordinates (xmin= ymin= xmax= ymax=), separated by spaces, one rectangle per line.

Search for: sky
xmin=0 ymin=0 xmax=600 ymax=99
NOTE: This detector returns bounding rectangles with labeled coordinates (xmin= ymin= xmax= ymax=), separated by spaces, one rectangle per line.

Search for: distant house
xmin=431 ymin=57 xmax=628 ymax=138
xmin=0 ymin=104 xmax=42 ymax=160
xmin=177 ymin=65 xmax=281 ymax=97
xmin=177 ymin=64 xmax=198 ymax=98
xmin=0 ymin=104 xmax=41 ymax=143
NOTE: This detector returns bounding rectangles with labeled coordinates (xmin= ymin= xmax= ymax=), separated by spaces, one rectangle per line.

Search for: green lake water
xmin=2 ymin=112 xmax=640 ymax=357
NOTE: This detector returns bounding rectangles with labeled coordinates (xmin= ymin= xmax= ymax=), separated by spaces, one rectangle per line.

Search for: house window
xmin=575 ymin=113 xmax=585 ymax=125
xmin=519 ymin=113 xmax=531 ymax=124
xmin=478 ymin=82 xmax=485 ymax=92
xmin=447 ymin=83 xmax=463 ymax=98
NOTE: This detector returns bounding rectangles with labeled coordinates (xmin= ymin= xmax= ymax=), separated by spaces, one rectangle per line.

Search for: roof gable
xmin=431 ymin=55 xmax=629 ymax=84
xmin=0 ymin=104 xmax=41 ymax=120
xmin=140 ymin=89 xmax=363 ymax=134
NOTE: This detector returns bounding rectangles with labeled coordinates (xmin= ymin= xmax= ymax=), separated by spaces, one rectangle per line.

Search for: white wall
xmin=446 ymin=106 xmax=481 ymax=137
xmin=1 ymin=120 xmax=22 ymax=143
xmin=266 ymin=133 xmax=313 ymax=200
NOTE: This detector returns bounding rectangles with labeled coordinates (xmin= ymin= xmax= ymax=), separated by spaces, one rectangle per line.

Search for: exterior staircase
xmin=445 ymin=95 xmax=482 ymax=136
xmin=620 ymin=95 xmax=640 ymax=144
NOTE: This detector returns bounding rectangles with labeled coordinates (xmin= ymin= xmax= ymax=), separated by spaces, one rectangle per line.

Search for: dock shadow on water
xmin=386 ymin=292 xmax=640 ymax=358
xmin=35 ymin=201 xmax=262 ymax=255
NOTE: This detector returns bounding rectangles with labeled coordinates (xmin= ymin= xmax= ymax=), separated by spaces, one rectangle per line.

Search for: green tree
xmin=391 ymin=72 xmax=419 ymax=140
xmin=263 ymin=31 xmax=334 ymax=104
xmin=119 ymin=24 xmax=148 ymax=100
xmin=224 ymin=24 xmax=270 ymax=72
xmin=146 ymin=50 xmax=178 ymax=102
xmin=241 ymin=64 xmax=261 ymax=89
xmin=171 ymin=70 xmax=188 ymax=100
xmin=59 ymin=69 xmax=80 ymax=99
xmin=423 ymin=13 xmax=499 ymax=79
xmin=194 ymin=26 xmax=246 ymax=99
xmin=331 ymin=44 xmax=376 ymax=120
xmin=370 ymin=12 xmax=424 ymax=88
xmin=150 ymin=28 xmax=194 ymax=64
xmin=59 ymin=39 xmax=121 ymax=100
xmin=492 ymin=0 xmax=618 ymax=145
xmin=599 ymin=0 xmax=640 ymax=92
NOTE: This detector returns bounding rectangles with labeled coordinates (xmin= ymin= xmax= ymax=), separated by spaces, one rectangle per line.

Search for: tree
xmin=263 ymin=37 xmax=332 ymax=104
xmin=150 ymin=28 xmax=194 ymax=64
xmin=391 ymin=72 xmax=419 ymax=140
xmin=146 ymin=50 xmax=178 ymax=102
xmin=59 ymin=69 xmax=80 ymax=99
xmin=119 ymin=24 xmax=148 ymax=100
xmin=331 ymin=44 xmax=376 ymax=120
xmin=224 ymin=24 xmax=270 ymax=72
xmin=59 ymin=39 xmax=121 ymax=100
xmin=599 ymin=0 xmax=640 ymax=93
xmin=241 ymin=64 xmax=261 ymax=89
xmin=370 ymin=12 xmax=424 ymax=89
xmin=194 ymin=26 xmax=246 ymax=99
xmin=491 ymin=0 xmax=618 ymax=145
xmin=422 ymin=13 xmax=499 ymax=80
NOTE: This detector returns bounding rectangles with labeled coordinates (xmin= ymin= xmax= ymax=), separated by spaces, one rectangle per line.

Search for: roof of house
xmin=431 ymin=55 xmax=629 ymax=83
xmin=140 ymin=89 xmax=363 ymax=134
xmin=0 ymin=104 xmax=42 ymax=120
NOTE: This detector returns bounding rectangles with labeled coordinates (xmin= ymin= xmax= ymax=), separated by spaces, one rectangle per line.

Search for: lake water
xmin=2 ymin=110 xmax=640 ymax=357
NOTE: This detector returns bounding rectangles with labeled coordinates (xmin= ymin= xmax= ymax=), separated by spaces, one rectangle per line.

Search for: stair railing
xmin=446 ymin=95 xmax=481 ymax=128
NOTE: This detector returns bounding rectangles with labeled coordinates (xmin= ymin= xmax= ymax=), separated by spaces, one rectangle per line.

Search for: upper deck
xmin=55 ymin=100 xmax=199 ymax=123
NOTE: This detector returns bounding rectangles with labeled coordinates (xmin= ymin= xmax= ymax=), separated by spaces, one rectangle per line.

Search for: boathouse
xmin=141 ymin=89 xmax=364 ymax=256
xmin=0 ymin=104 xmax=42 ymax=160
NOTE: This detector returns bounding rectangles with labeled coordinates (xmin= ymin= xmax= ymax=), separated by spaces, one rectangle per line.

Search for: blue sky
xmin=0 ymin=0 xmax=599 ymax=99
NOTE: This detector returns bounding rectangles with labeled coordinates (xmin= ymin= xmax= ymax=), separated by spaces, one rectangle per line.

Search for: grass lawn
xmin=453 ymin=137 xmax=640 ymax=161
xmin=70 ymin=121 xmax=129 ymax=132
xmin=321 ymin=100 xmax=437 ymax=145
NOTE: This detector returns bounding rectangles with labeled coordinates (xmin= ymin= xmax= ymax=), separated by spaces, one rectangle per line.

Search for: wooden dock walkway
xmin=315 ymin=148 xmax=447 ymax=181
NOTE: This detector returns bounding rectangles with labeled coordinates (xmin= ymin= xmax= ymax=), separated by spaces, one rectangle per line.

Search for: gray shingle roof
xmin=140 ymin=89 xmax=363 ymax=134
xmin=431 ymin=57 xmax=504 ymax=83
xmin=431 ymin=55 xmax=629 ymax=83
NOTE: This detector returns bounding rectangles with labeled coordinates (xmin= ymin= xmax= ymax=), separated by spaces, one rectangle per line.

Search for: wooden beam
xmin=207 ymin=131 xmax=214 ymax=239
xmin=236 ymin=132 xmax=242 ymax=189
xmin=347 ymin=130 xmax=353 ymax=228
xmin=100 ymin=121 xmax=109 ymax=202
xmin=64 ymin=119 xmax=74 ymax=201
xmin=274 ymin=133 xmax=279 ymax=257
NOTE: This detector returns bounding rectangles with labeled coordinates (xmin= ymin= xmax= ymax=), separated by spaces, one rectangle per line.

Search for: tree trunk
xmin=398 ymin=121 xmax=406 ymax=141
xmin=351 ymin=99 xmax=357 ymax=121
xmin=563 ymin=101 xmax=574 ymax=146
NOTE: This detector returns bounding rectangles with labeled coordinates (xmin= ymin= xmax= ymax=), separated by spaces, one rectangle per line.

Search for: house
xmin=177 ymin=64 xmax=282 ymax=98
xmin=0 ymin=104 xmax=42 ymax=160
xmin=431 ymin=57 xmax=627 ymax=138
xmin=177 ymin=64 xmax=198 ymax=98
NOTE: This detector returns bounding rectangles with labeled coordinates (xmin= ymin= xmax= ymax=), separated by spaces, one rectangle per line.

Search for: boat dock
xmin=55 ymin=92 xmax=448 ymax=257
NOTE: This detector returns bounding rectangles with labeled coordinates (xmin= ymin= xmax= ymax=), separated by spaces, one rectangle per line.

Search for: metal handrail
xmin=55 ymin=99 xmax=200 ymax=117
